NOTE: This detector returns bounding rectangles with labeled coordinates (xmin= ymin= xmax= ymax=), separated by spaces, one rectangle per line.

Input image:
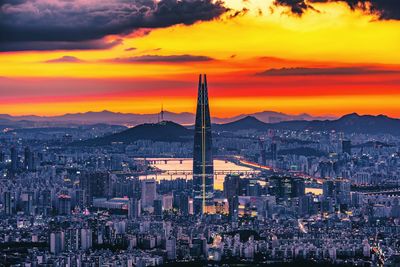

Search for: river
xmin=138 ymin=158 xmax=322 ymax=195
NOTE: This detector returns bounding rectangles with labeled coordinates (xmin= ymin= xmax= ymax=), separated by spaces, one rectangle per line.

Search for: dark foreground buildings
xmin=193 ymin=74 xmax=214 ymax=214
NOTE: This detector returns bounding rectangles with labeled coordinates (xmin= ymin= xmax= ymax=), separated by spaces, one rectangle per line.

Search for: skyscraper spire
xmin=193 ymin=74 xmax=214 ymax=214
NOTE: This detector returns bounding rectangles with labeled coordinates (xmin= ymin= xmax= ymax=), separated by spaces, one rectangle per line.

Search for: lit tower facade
xmin=193 ymin=74 xmax=214 ymax=214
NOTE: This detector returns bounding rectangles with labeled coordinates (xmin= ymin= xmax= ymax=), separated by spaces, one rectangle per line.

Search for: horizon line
xmin=1 ymin=109 xmax=397 ymax=120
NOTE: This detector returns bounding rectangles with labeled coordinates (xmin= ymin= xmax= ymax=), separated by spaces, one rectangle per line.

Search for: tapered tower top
xmin=193 ymin=73 xmax=213 ymax=214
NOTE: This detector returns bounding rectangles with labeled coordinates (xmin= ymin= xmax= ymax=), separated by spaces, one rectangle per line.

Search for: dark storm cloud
xmin=0 ymin=39 xmax=123 ymax=52
xmin=229 ymin=7 xmax=250 ymax=18
xmin=109 ymin=54 xmax=214 ymax=63
xmin=273 ymin=0 xmax=313 ymax=15
xmin=274 ymin=0 xmax=400 ymax=20
xmin=0 ymin=0 xmax=228 ymax=51
xmin=328 ymin=0 xmax=400 ymax=20
xmin=256 ymin=67 xmax=400 ymax=76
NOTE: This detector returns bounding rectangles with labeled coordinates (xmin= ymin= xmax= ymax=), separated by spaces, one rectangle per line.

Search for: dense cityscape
xmin=0 ymin=75 xmax=399 ymax=267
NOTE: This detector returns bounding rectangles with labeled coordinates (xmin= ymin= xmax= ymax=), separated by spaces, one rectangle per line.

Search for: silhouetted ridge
xmin=0 ymin=110 xmax=336 ymax=126
xmin=214 ymin=116 xmax=267 ymax=131
xmin=74 ymin=121 xmax=192 ymax=146
xmin=214 ymin=113 xmax=400 ymax=135
xmin=272 ymin=114 xmax=400 ymax=135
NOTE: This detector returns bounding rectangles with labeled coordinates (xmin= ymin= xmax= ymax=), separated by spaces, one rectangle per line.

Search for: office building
xmin=141 ymin=179 xmax=157 ymax=209
xmin=24 ymin=146 xmax=34 ymax=171
xmin=58 ymin=194 xmax=71 ymax=215
xmin=342 ymin=140 xmax=352 ymax=155
xmin=79 ymin=171 xmax=111 ymax=205
xmin=128 ymin=197 xmax=141 ymax=219
xmin=50 ymin=231 xmax=65 ymax=255
xmin=10 ymin=146 xmax=18 ymax=174
xmin=166 ymin=237 xmax=177 ymax=260
xmin=154 ymin=199 xmax=163 ymax=218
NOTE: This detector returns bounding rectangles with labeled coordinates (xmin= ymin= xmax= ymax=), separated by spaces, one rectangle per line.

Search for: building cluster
xmin=0 ymin=139 xmax=400 ymax=266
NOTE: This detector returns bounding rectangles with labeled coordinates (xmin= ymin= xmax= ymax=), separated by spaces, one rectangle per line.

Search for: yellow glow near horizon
xmin=3 ymin=94 xmax=400 ymax=118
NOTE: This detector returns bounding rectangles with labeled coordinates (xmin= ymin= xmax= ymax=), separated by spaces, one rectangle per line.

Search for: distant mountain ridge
xmin=75 ymin=121 xmax=192 ymax=146
xmin=216 ymin=113 xmax=400 ymax=136
xmin=225 ymin=111 xmax=334 ymax=124
xmin=3 ymin=110 xmax=400 ymax=136
xmin=76 ymin=113 xmax=400 ymax=146
xmin=0 ymin=110 xmax=336 ymax=126
xmin=0 ymin=110 xmax=194 ymax=125
xmin=213 ymin=116 xmax=267 ymax=131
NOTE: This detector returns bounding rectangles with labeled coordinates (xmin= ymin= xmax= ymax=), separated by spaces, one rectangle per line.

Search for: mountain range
xmin=0 ymin=110 xmax=335 ymax=126
xmin=75 ymin=113 xmax=400 ymax=146
xmin=215 ymin=113 xmax=400 ymax=136
xmin=75 ymin=121 xmax=192 ymax=146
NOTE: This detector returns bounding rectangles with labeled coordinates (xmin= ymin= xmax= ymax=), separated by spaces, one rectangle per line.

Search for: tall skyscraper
xmin=21 ymin=191 xmax=34 ymax=215
xmin=179 ymin=192 xmax=190 ymax=216
xmin=50 ymin=231 xmax=65 ymax=255
xmin=335 ymin=178 xmax=351 ymax=208
xmin=0 ymin=150 xmax=5 ymax=163
xmin=80 ymin=228 xmax=93 ymax=250
xmin=342 ymin=140 xmax=352 ymax=155
xmin=224 ymin=174 xmax=240 ymax=200
xmin=258 ymin=139 xmax=266 ymax=165
xmin=270 ymin=143 xmax=277 ymax=161
xmin=79 ymin=171 xmax=111 ymax=205
xmin=58 ymin=194 xmax=71 ymax=215
xmin=193 ymin=74 xmax=214 ymax=214
xmin=166 ymin=237 xmax=177 ymax=260
xmin=24 ymin=146 xmax=34 ymax=171
xmin=10 ymin=146 xmax=18 ymax=174
xmin=141 ymin=179 xmax=157 ymax=209
xmin=128 ymin=197 xmax=141 ymax=219
xmin=153 ymin=199 xmax=163 ymax=218
xmin=323 ymin=180 xmax=335 ymax=199
xmin=3 ymin=191 xmax=15 ymax=215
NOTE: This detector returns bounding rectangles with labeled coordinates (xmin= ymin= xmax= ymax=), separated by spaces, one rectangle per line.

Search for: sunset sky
xmin=1 ymin=0 xmax=400 ymax=117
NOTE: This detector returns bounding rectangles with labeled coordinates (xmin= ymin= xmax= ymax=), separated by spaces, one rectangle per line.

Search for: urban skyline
xmin=1 ymin=0 xmax=400 ymax=266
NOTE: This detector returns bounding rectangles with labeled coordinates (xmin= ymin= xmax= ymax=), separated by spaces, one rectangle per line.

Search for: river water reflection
xmin=138 ymin=158 xmax=322 ymax=195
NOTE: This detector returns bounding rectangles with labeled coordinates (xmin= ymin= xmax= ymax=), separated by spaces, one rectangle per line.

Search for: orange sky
xmin=1 ymin=0 xmax=400 ymax=117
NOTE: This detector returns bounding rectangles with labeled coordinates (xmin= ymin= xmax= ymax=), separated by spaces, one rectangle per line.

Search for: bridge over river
xmin=141 ymin=169 xmax=259 ymax=179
